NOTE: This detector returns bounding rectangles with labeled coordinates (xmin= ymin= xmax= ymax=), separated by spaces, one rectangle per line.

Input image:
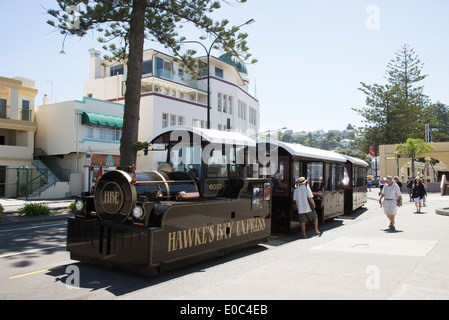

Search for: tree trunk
xmin=120 ymin=0 xmax=145 ymax=168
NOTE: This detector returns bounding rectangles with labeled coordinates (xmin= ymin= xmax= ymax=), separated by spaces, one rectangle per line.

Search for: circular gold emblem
xmin=100 ymin=182 xmax=124 ymax=214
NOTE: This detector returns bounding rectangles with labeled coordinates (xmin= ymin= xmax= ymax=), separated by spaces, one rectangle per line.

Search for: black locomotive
xmin=68 ymin=126 xmax=367 ymax=276
xmin=69 ymin=126 xmax=271 ymax=276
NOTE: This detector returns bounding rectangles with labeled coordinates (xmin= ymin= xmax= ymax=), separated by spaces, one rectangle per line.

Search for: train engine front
xmin=74 ymin=168 xmax=199 ymax=226
xmin=67 ymin=126 xmax=272 ymax=276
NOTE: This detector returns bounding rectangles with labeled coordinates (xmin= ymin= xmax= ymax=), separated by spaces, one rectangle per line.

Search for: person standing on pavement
xmin=406 ymin=177 xmax=414 ymax=202
xmin=293 ymin=177 xmax=320 ymax=238
xmin=411 ymin=177 xmax=426 ymax=213
xmin=379 ymin=175 xmax=402 ymax=230
xmin=378 ymin=177 xmax=385 ymax=196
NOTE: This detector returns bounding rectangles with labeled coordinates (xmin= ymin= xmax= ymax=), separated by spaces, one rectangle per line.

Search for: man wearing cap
xmin=379 ymin=175 xmax=402 ymax=230
xmin=293 ymin=177 xmax=320 ymax=238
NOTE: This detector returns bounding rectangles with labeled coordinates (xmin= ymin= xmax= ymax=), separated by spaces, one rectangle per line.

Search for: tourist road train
xmin=69 ymin=126 xmax=368 ymax=276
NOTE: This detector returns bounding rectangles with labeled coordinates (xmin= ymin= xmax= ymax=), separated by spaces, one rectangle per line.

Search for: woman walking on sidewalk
xmin=411 ymin=177 xmax=426 ymax=213
xmin=379 ymin=175 xmax=402 ymax=230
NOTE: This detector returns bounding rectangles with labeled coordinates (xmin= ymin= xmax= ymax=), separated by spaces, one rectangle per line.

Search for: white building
xmin=84 ymin=48 xmax=260 ymax=170
xmin=35 ymin=97 xmax=124 ymax=195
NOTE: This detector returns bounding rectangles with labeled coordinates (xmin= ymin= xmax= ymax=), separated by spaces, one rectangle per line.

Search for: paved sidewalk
xmin=156 ymin=189 xmax=449 ymax=300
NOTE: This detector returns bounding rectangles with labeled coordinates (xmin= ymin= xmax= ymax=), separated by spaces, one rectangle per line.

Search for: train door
xmin=306 ymin=161 xmax=324 ymax=221
xmin=343 ymin=162 xmax=354 ymax=214
xmin=323 ymin=162 xmax=345 ymax=219
xmin=270 ymin=156 xmax=291 ymax=228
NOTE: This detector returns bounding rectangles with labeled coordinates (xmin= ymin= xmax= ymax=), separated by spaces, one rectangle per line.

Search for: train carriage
xmin=340 ymin=154 xmax=369 ymax=214
xmin=256 ymin=139 xmax=367 ymax=229
xmin=69 ymin=126 xmax=271 ymax=276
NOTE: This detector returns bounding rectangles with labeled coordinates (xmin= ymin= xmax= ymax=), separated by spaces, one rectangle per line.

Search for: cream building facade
xmin=379 ymin=142 xmax=449 ymax=192
xmin=0 ymin=76 xmax=37 ymax=197
xmin=34 ymin=97 xmax=124 ymax=196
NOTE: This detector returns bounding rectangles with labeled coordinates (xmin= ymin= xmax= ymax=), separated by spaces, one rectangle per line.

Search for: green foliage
xmin=67 ymin=201 xmax=76 ymax=212
xmin=46 ymin=0 xmax=256 ymax=78
xmin=353 ymin=44 xmax=433 ymax=153
xmin=395 ymin=138 xmax=434 ymax=177
xmin=395 ymin=138 xmax=434 ymax=157
xmin=0 ymin=203 xmax=4 ymax=219
xmin=18 ymin=203 xmax=52 ymax=217
xmin=133 ymin=141 xmax=150 ymax=151
xmin=277 ymin=126 xmax=363 ymax=156
xmin=426 ymin=102 xmax=449 ymax=142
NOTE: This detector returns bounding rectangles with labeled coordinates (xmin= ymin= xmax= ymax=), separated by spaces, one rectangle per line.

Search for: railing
xmin=33 ymin=148 xmax=70 ymax=182
xmin=0 ymin=105 xmax=33 ymax=122
xmin=0 ymin=105 xmax=7 ymax=119
xmin=0 ymin=167 xmax=69 ymax=199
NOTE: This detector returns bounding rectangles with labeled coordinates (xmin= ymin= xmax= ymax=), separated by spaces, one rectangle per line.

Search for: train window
xmin=272 ymin=156 xmax=289 ymax=196
xmin=169 ymin=145 xmax=202 ymax=178
xmin=229 ymin=145 xmax=247 ymax=177
xmin=343 ymin=167 xmax=350 ymax=186
xmin=324 ymin=163 xmax=344 ymax=190
xmin=307 ymin=162 xmax=323 ymax=192
xmin=206 ymin=145 xmax=227 ymax=178
xmin=337 ymin=164 xmax=344 ymax=189
xmin=292 ymin=161 xmax=302 ymax=188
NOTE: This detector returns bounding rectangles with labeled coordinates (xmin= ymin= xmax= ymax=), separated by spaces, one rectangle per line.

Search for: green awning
xmin=81 ymin=112 xmax=123 ymax=128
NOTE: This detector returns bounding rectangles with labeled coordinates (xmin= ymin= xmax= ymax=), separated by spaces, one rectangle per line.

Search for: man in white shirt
xmin=379 ymin=175 xmax=402 ymax=230
xmin=293 ymin=177 xmax=320 ymax=238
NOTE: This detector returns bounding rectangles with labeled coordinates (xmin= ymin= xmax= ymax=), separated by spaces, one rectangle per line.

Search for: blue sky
xmin=1 ymin=0 xmax=449 ymax=133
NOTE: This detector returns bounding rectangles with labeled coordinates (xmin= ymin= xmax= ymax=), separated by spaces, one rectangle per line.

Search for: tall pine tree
xmin=47 ymin=0 xmax=255 ymax=167
xmin=353 ymin=44 xmax=429 ymax=153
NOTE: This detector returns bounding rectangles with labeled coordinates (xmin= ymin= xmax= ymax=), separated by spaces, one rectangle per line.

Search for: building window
xmin=215 ymin=67 xmax=223 ymax=78
xmin=0 ymin=99 xmax=6 ymax=119
xmin=84 ymin=126 xmax=122 ymax=142
xmin=249 ymin=107 xmax=257 ymax=125
xmin=223 ymin=94 xmax=227 ymax=113
xmin=22 ymin=100 xmax=31 ymax=121
xmin=193 ymin=119 xmax=206 ymax=128
xmin=238 ymin=100 xmax=247 ymax=120
xmin=142 ymin=60 xmax=153 ymax=75
xmin=163 ymin=113 xmax=185 ymax=128
xmin=110 ymin=65 xmax=124 ymax=76
xmin=217 ymin=93 xmax=222 ymax=112
xmin=228 ymin=96 xmax=233 ymax=114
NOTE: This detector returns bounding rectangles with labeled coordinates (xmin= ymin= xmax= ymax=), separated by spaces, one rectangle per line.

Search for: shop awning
xmin=81 ymin=112 xmax=123 ymax=128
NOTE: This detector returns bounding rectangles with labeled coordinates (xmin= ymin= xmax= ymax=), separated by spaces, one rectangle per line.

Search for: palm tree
xmin=395 ymin=138 xmax=434 ymax=177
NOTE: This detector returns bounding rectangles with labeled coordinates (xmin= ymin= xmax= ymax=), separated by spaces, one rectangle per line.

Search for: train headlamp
xmin=75 ymin=199 xmax=84 ymax=211
xmin=132 ymin=205 xmax=144 ymax=219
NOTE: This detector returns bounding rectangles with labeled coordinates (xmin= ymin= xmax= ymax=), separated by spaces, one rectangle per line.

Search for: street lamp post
xmin=181 ymin=19 xmax=255 ymax=129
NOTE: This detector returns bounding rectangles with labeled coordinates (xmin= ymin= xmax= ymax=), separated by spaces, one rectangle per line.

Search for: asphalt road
xmin=1 ymin=190 xmax=449 ymax=301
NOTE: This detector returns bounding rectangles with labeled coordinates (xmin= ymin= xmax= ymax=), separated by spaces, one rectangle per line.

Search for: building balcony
xmin=0 ymin=105 xmax=34 ymax=122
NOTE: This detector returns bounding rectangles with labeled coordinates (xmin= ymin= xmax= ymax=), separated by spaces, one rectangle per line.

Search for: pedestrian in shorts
xmin=379 ymin=175 xmax=402 ymax=230
xmin=293 ymin=177 xmax=320 ymax=238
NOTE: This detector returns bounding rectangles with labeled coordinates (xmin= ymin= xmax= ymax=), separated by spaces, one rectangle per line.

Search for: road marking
xmin=0 ymin=222 xmax=67 ymax=233
xmin=0 ymin=245 xmax=65 ymax=259
xmin=8 ymin=265 xmax=66 ymax=279
xmin=9 ymin=268 xmax=51 ymax=279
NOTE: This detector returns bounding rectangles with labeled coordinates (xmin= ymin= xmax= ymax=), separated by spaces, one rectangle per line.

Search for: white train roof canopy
xmin=148 ymin=125 xmax=256 ymax=147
